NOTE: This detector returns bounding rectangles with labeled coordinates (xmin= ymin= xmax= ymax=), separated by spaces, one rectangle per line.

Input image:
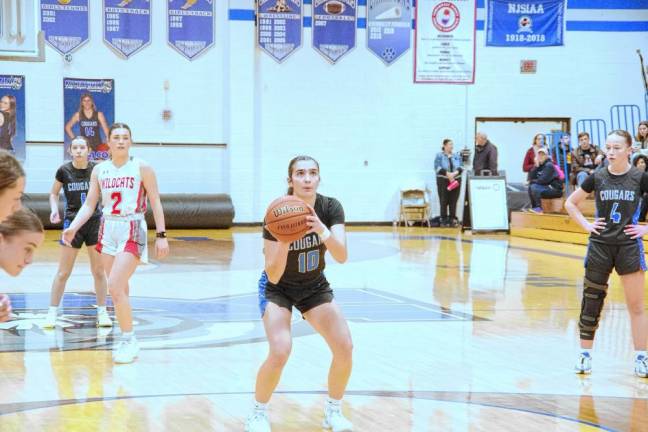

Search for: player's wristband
xmin=156 ymin=231 xmax=167 ymax=239
xmin=319 ymin=227 xmax=331 ymax=242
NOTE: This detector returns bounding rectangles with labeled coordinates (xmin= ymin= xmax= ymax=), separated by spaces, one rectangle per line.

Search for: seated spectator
xmin=633 ymin=121 xmax=648 ymax=156
xmin=434 ymin=138 xmax=463 ymax=227
xmin=522 ymin=133 xmax=545 ymax=179
xmin=572 ymin=132 xmax=603 ymax=186
xmin=552 ymin=133 xmax=572 ymax=180
xmin=528 ymin=147 xmax=563 ymax=214
xmin=633 ymin=154 xmax=648 ymax=222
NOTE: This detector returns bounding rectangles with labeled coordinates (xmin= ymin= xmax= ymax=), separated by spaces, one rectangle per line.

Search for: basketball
xmin=264 ymin=195 xmax=312 ymax=242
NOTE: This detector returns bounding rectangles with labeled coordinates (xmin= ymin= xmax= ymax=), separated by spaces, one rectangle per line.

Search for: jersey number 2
xmin=610 ymin=202 xmax=621 ymax=224
xmin=298 ymin=250 xmax=320 ymax=273
xmin=111 ymin=192 xmax=122 ymax=215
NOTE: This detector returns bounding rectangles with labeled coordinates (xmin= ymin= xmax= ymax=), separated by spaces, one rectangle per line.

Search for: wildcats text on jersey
xmin=101 ymin=177 xmax=135 ymax=189
xmin=600 ymin=190 xmax=636 ymax=201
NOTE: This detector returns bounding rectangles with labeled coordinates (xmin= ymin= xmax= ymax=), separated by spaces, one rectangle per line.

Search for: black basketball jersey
xmin=581 ymin=166 xmax=648 ymax=244
xmin=0 ymin=112 xmax=13 ymax=151
xmin=263 ymin=194 xmax=345 ymax=289
xmin=79 ymin=111 xmax=101 ymax=150
xmin=55 ymin=161 xmax=101 ymax=220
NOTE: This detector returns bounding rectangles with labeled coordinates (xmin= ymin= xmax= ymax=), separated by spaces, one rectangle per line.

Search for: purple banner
xmin=312 ymin=0 xmax=357 ymax=63
xmin=41 ymin=0 xmax=90 ymax=56
xmin=0 ymin=76 xmax=26 ymax=162
xmin=168 ymin=0 xmax=215 ymax=60
xmin=257 ymin=0 xmax=303 ymax=63
xmin=63 ymin=78 xmax=115 ymax=162
xmin=103 ymin=0 xmax=151 ymax=59
xmin=367 ymin=0 xmax=411 ymax=65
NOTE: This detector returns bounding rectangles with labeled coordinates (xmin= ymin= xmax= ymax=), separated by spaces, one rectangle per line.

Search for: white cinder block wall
xmin=2 ymin=2 xmax=646 ymax=222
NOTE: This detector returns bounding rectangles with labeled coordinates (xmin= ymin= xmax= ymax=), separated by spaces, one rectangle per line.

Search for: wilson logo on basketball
xmin=272 ymin=204 xmax=306 ymax=218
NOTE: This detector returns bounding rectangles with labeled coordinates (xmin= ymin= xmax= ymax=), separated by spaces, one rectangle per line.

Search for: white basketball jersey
xmin=97 ymin=157 xmax=147 ymax=217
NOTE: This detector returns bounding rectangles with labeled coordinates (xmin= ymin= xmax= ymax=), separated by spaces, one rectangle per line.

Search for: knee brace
xmin=578 ymin=273 xmax=609 ymax=340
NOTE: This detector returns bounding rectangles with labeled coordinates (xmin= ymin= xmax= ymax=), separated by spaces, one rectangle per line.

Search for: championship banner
xmin=103 ymin=0 xmax=151 ymax=59
xmin=414 ymin=0 xmax=476 ymax=84
xmin=63 ymin=78 xmax=115 ymax=162
xmin=367 ymin=0 xmax=411 ymax=65
xmin=168 ymin=0 xmax=215 ymax=61
xmin=0 ymin=76 xmax=26 ymax=162
xmin=257 ymin=0 xmax=303 ymax=63
xmin=486 ymin=0 xmax=565 ymax=47
xmin=40 ymin=0 xmax=90 ymax=56
xmin=312 ymin=0 xmax=357 ymax=64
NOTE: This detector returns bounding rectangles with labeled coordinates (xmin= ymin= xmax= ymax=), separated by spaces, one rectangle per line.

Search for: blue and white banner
xmin=415 ymin=0 xmax=476 ymax=84
xmin=41 ymin=0 xmax=90 ymax=56
xmin=257 ymin=0 xmax=303 ymax=63
xmin=486 ymin=0 xmax=565 ymax=47
xmin=103 ymin=0 xmax=151 ymax=59
xmin=63 ymin=78 xmax=115 ymax=162
xmin=312 ymin=0 xmax=357 ymax=64
xmin=0 ymin=76 xmax=26 ymax=162
xmin=367 ymin=0 xmax=411 ymax=65
xmin=168 ymin=0 xmax=215 ymax=60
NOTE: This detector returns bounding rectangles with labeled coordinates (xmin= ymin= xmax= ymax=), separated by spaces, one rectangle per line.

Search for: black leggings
xmin=437 ymin=177 xmax=460 ymax=220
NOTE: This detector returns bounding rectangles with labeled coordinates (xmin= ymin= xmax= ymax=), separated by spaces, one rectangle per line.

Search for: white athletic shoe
xmin=245 ymin=410 xmax=271 ymax=432
xmin=323 ymin=405 xmax=353 ymax=432
xmin=575 ymin=352 xmax=592 ymax=374
xmin=97 ymin=309 xmax=113 ymax=327
xmin=112 ymin=338 xmax=139 ymax=364
xmin=635 ymin=355 xmax=648 ymax=378
xmin=43 ymin=310 xmax=57 ymax=329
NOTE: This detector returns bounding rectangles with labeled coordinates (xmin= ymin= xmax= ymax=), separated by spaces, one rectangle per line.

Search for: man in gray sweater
xmin=473 ymin=132 xmax=499 ymax=176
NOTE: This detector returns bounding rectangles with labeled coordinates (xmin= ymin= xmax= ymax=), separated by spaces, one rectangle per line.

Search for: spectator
xmin=633 ymin=154 xmax=648 ymax=222
xmin=528 ymin=147 xmax=563 ymax=214
xmin=572 ymin=132 xmax=603 ymax=186
xmin=522 ymin=133 xmax=545 ymax=178
xmin=473 ymin=132 xmax=498 ymax=176
xmin=553 ymin=133 xmax=572 ymax=179
xmin=434 ymin=139 xmax=463 ymax=227
xmin=634 ymin=121 xmax=648 ymax=154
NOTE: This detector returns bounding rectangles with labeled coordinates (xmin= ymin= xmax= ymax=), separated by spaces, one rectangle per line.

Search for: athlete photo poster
xmin=0 ymin=75 xmax=26 ymax=162
xmin=63 ymin=78 xmax=115 ymax=162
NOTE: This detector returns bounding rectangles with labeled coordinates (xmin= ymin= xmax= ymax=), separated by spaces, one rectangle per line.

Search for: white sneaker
xmin=245 ymin=410 xmax=271 ymax=432
xmin=112 ymin=338 xmax=139 ymax=364
xmin=43 ymin=310 xmax=57 ymax=329
xmin=323 ymin=405 xmax=353 ymax=432
xmin=575 ymin=352 xmax=592 ymax=374
xmin=635 ymin=355 xmax=648 ymax=378
xmin=97 ymin=309 xmax=113 ymax=327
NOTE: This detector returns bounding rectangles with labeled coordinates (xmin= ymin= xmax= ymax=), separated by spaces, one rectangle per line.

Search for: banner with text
xmin=367 ymin=0 xmax=411 ymax=65
xmin=103 ymin=0 xmax=151 ymax=59
xmin=486 ymin=0 xmax=565 ymax=47
xmin=414 ymin=0 xmax=476 ymax=84
xmin=168 ymin=0 xmax=215 ymax=60
xmin=257 ymin=0 xmax=303 ymax=62
xmin=312 ymin=0 xmax=357 ymax=64
xmin=41 ymin=0 xmax=90 ymax=56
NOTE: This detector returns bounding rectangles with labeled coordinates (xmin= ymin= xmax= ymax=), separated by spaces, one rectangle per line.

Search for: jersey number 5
xmin=610 ymin=202 xmax=621 ymax=224
xmin=111 ymin=192 xmax=122 ymax=215
xmin=298 ymin=250 xmax=320 ymax=273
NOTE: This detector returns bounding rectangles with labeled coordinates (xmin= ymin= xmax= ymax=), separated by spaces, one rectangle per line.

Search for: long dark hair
xmin=0 ymin=150 xmax=24 ymax=193
xmin=1 ymin=95 xmax=16 ymax=139
xmin=442 ymin=139 xmax=453 ymax=151
xmin=286 ymin=155 xmax=320 ymax=195
xmin=636 ymin=121 xmax=648 ymax=142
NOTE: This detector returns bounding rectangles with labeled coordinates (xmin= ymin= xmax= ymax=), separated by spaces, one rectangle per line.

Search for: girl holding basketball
xmin=246 ymin=156 xmax=353 ymax=432
xmin=62 ymin=123 xmax=169 ymax=364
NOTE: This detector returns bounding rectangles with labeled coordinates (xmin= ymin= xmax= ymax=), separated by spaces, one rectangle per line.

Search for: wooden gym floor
xmin=0 ymin=227 xmax=646 ymax=431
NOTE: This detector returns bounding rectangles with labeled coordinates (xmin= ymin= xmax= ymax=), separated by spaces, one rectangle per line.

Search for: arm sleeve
xmin=522 ymin=150 xmax=534 ymax=172
xmin=328 ymin=198 xmax=346 ymax=226
xmin=580 ymin=173 xmax=596 ymax=193
xmin=641 ymin=173 xmax=648 ymax=194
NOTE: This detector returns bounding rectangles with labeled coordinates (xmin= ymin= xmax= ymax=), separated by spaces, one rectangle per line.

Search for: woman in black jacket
xmin=528 ymin=147 xmax=563 ymax=214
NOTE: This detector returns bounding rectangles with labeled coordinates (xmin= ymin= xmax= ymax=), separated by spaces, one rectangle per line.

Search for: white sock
xmin=635 ymin=350 xmax=647 ymax=360
xmin=97 ymin=305 xmax=107 ymax=314
xmin=253 ymin=401 xmax=267 ymax=412
xmin=581 ymin=348 xmax=592 ymax=356
xmin=48 ymin=306 xmax=58 ymax=315
xmin=326 ymin=397 xmax=342 ymax=409
xmin=122 ymin=331 xmax=135 ymax=341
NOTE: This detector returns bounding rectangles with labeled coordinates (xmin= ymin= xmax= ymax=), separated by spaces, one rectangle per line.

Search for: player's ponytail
xmin=287 ymin=155 xmax=319 ymax=195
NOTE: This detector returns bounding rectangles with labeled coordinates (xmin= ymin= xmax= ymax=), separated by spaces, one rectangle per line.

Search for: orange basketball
xmin=264 ymin=196 xmax=313 ymax=243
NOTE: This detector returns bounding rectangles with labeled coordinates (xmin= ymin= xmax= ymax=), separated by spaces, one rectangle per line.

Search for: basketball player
xmin=64 ymin=93 xmax=109 ymax=154
xmin=44 ymin=137 xmax=111 ymax=328
xmin=62 ymin=123 xmax=169 ymax=364
xmin=246 ymin=156 xmax=353 ymax=432
xmin=0 ymin=149 xmax=25 ymax=322
xmin=0 ymin=209 xmax=45 ymax=277
xmin=565 ymin=129 xmax=648 ymax=378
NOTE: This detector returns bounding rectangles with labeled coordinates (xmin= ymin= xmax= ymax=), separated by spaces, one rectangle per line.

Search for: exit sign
xmin=520 ymin=60 xmax=537 ymax=74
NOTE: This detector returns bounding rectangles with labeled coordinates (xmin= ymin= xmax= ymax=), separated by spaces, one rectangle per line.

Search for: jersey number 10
xmin=298 ymin=250 xmax=320 ymax=273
